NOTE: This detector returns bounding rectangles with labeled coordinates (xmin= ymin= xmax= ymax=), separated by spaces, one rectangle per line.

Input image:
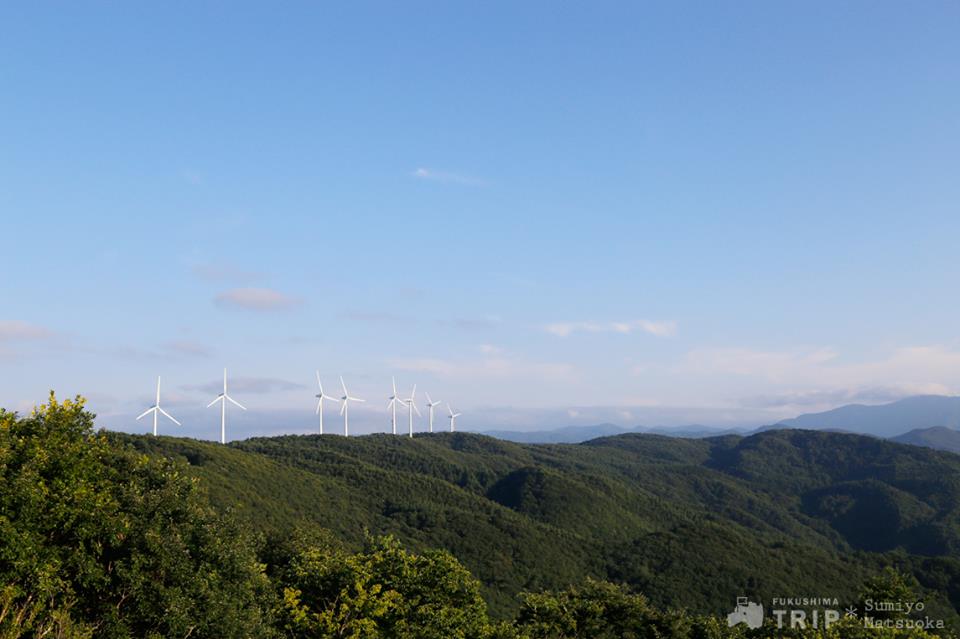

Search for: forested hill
xmin=115 ymin=427 xmax=960 ymax=623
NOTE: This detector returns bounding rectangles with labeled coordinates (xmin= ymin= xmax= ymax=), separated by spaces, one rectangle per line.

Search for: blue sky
xmin=2 ymin=2 xmax=959 ymax=439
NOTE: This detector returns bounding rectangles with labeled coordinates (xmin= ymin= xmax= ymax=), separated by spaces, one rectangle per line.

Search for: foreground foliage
xmin=276 ymin=535 xmax=489 ymax=639
xmin=1 ymin=397 xmax=956 ymax=637
xmin=0 ymin=395 xmax=271 ymax=638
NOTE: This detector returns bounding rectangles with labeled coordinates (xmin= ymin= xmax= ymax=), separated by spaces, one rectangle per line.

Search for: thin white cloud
xmin=677 ymin=344 xmax=960 ymax=412
xmin=412 ymin=167 xmax=486 ymax=186
xmin=192 ymin=262 xmax=261 ymax=283
xmin=390 ymin=349 xmax=574 ymax=382
xmin=163 ymin=340 xmax=214 ymax=358
xmin=0 ymin=320 xmax=52 ymax=341
xmin=214 ymin=288 xmax=301 ymax=311
xmin=741 ymin=386 xmax=944 ymax=409
xmin=182 ymin=377 xmax=306 ymax=395
xmin=478 ymin=344 xmax=504 ymax=355
xmin=392 ymin=358 xmax=460 ymax=376
xmin=341 ymin=310 xmax=410 ymax=323
xmin=446 ymin=315 xmax=503 ymax=331
xmin=681 ymin=347 xmax=838 ymax=381
xmin=545 ymin=319 xmax=677 ymax=338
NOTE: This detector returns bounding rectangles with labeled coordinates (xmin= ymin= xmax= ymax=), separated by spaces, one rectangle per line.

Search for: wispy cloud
xmin=214 ymin=288 xmax=301 ymax=311
xmin=341 ymin=310 xmax=410 ymax=323
xmin=0 ymin=321 xmax=61 ymax=363
xmin=390 ymin=346 xmax=574 ymax=382
xmin=411 ymin=167 xmax=486 ymax=186
xmin=0 ymin=320 xmax=52 ymax=341
xmin=681 ymin=347 xmax=838 ymax=381
xmin=192 ymin=262 xmax=261 ymax=283
xmin=678 ymin=344 xmax=960 ymax=412
xmin=478 ymin=344 xmax=504 ymax=355
xmin=741 ymin=386 xmax=938 ymax=409
xmin=444 ymin=315 xmax=503 ymax=331
xmin=163 ymin=340 xmax=214 ymax=358
xmin=181 ymin=377 xmax=306 ymax=395
xmin=545 ymin=319 xmax=677 ymax=338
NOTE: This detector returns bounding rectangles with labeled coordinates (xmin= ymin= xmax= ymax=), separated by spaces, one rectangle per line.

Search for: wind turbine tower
xmin=206 ymin=368 xmax=246 ymax=444
xmin=401 ymin=384 xmax=420 ymax=437
xmin=387 ymin=377 xmax=402 ymax=435
xmin=136 ymin=376 xmax=181 ymax=436
xmin=447 ymin=403 xmax=462 ymax=432
xmin=425 ymin=392 xmax=442 ymax=433
xmin=314 ymin=371 xmax=339 ymax=435
xmin=339 ymin=376 xmax=365 ymax=436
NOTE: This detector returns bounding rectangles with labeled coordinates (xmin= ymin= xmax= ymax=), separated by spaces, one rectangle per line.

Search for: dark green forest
xmin=2 ymin=395 xmax=958 ymax=637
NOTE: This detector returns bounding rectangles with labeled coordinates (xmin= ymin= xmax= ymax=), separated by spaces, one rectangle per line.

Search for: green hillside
xmin=895 ymin=426 xmax=960 ymax=455
xmin=117 ymin=428 xmax=960 ymax=623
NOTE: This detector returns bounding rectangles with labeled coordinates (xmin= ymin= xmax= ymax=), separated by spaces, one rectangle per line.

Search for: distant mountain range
xmin=482 ymin=423 xmax=743 ymax=444
xmin=893 ymin=426 xmax=960 ymax=454
xmin=483 ymin=395 xmax=960 ymax=451
xmin=775 ymin=395 xmax=960 ymax=438
xmin=482 ymin=423 xmax=630 ymax=443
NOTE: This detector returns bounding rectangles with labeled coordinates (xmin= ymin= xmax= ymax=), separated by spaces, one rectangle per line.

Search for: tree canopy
xmin=0 ymin=395 xmax=271 ymax=638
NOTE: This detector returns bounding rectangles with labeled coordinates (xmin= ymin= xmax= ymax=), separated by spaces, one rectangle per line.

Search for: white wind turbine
xmin=400 ymin=384 xmax=420 ymax=437
xmin=136 ymin=376 xmax=181 ymax=436
xmin=425 ymin=392 xmax=442 ymax=433
xmin=387 ymin=377 xmax=402 ymax=435
xmin=206 ymin=368 xmax=246 ymax=444
xmin=339 ymin=376 xmax=365 ymax=436
xmin=447 ymin=403 xmax=461 ymax=432
xmin=314 ymin=371 xmax=340 ymax=435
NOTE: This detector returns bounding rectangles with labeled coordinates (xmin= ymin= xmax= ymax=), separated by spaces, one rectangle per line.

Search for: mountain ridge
xmin=893 ymin=426 xmax=960 ymax=454
xmin=777 ymin=395 xmax=960 ymax=438
xmin=478 ymin=395 xmax=960 ymax=445
xmin=116 ymin=427 xmax=960 ymax=623
xmin=480 ymin=423 xmax=745 ymax=444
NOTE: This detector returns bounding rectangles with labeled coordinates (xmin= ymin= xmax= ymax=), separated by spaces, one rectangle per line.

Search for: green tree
xmin=859 ymin=568 xmax=920 ymax=623
xmin=0 ymin=394 xmax=273 ymax=638
xmin=515 ymin=578 xmax=689 ymax=639
xmin=277 ymin=535 xmax=491 ymax=638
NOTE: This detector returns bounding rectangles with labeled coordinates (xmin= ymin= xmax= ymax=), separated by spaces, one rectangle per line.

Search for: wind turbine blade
xmin=410 ymin=384 xmax=416 ymax=399
xmin=425 ymin=392 xmax=432 ymax=404
xmin=316 ymin=370 xmax=322 ymax=387
xmin=316 ymin=399 xmax=323 ymax=414
xmin=207 ymin=397 xmax=222 ymax=408
xmin=158 ymin=407 xmax=181 ymax=426
xmin=340 ymin=401 xmax=347 ymax=415
xmin=340 ymin=375 xmax=348 ymax=396
xmin=392 ymin=376 xmax=397 ymax=395
xmin=136 ymin=407 xmax=156 ymax=420
xmin=226 ymin=395 xmax=246 ymax=410
xmin=413 ymin=403 xmax=421 ymax=417
xmin=352 ymin=397 xmax=366 ymax=403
